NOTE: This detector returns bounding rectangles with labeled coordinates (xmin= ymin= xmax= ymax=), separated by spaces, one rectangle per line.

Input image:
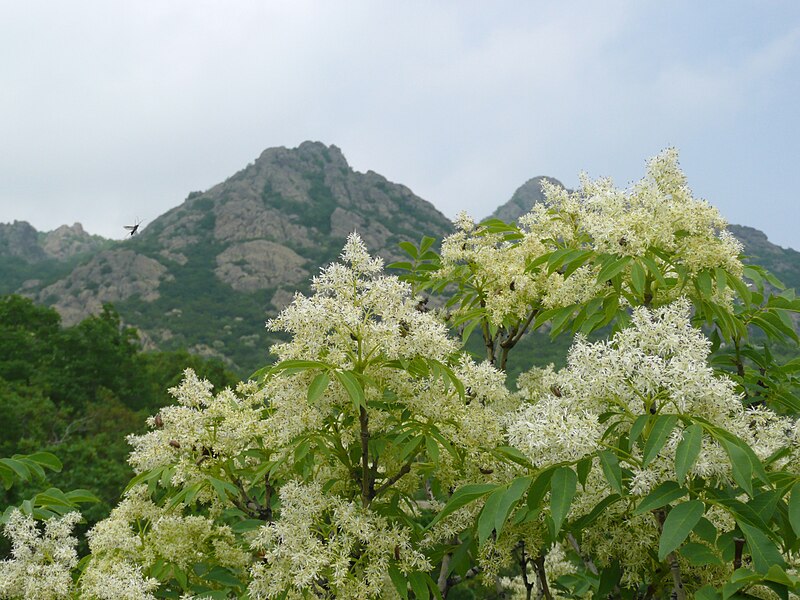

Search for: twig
xmin=359 ymin=405 xmax=371 ymax=507
xmin=532 ymin=554 xmax=553 ymax=600
xmin=374 ymin=461 xmax=412 ymax=498
xmin=566 ymin=533 xmax=599 ymax=576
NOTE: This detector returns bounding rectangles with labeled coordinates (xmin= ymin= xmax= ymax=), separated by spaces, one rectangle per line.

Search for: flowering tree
xmin=2 ymin=150 xmax=800 ymax=599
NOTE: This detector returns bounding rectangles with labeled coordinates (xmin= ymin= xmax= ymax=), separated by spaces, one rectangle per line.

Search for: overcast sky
xmin=2 ymin=1 xmax=799 ymax=249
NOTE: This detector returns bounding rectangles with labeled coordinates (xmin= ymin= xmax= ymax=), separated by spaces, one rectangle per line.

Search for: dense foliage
xmin=2 ymin=150 xmax=800 ymax=599
xmin=0 ymin=296 xmax=238 ymax=531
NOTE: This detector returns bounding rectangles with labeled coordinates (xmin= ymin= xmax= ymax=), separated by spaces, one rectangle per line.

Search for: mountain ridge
xmin=4 ymin=142 xmax=454 ymax=372
xmin=2 ymin=143 xmax=798 ymax=372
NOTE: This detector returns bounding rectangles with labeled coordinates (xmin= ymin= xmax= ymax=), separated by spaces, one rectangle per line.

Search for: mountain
xmin=728 ymin=225 xmax=800 ymax=292
xmin=5 ymin=148 xmax=798 ymax=375
xmin=489 ymin=179 xmax=800 ymax=293
xmin=489 ymin=176 xmax=565 ymax=223
xmin=11 ymin=142 xmax=453 ymax=374
xmin=0 ymin=221 xmax=111 ymax=297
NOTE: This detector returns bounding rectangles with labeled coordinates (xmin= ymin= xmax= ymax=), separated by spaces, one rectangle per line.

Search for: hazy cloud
xmin=1 ymin=1 xmax=798 ymax=248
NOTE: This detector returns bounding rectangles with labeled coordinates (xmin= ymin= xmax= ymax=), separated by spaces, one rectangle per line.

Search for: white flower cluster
xmin=263 ymin=233 xmax=508 ymax=464
xmin=437 ymin=149 xmax=743 ymax=327
xmin=506 ymin=300 xmax=799 ymax=583
xmin=268 ymin=233 xmax=458 ymax=366
xmin=0 ymin=510 xmax=80 ymax=600
xmin=508 ymin=299 xmax=799 ymax=476
xmin=127 ymin=369 xmax=268 ymax=492
xmin=553 ymin=149 xmax=743 ymax=271
xmin=249 ymin=481 xmax=430 ymax=599
xmin=439 ymin=210 xmax=567 ymax=325
xmin=81 ymin=485 xmax=248 ymax=598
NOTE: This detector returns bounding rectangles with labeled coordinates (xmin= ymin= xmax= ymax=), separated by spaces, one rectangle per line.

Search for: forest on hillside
xmin=0 ymin=295 xmax=238 ymax=545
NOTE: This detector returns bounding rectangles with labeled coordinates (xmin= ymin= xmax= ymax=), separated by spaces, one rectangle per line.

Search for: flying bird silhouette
xmin=124 ymin=218 xmax=142 ymax=236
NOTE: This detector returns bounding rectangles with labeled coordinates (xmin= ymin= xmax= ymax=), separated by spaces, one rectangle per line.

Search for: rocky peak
xmin=490 ymin=176 xmax=565 ymax=223
xmin=41 ymin=222 xmax=108 ymax=260
xmin=0 ymin=220 xmax=46 ymax=261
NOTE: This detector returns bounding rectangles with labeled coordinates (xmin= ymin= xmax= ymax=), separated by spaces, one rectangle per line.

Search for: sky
xmin=1 ymin=1 xmax=799 ymax=249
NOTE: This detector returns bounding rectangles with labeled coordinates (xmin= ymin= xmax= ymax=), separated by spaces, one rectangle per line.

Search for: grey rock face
xmin=0 ymin=221 xmax=47 ymax=261
xmin=41 ymin=223 xmax=108 ymax=259
xmin=35 ymin=249 xmax=172 ymax=324
xmin=215 ymin=241 xmax=308 ymax=292
xmin=489 ymin=176 xmax=566 ymax=223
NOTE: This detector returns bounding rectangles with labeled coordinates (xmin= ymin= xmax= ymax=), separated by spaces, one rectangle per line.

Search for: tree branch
xmin=566 ymin=533 xmax=599 ymax=576
xmin=733 ymin=536 xmax=745 ymax=570
xmin=374 ymin=461 xmax=412 ymax=498
xmin=359 ymin=405 xmax=371 ymax=508
xmin=532 ymin=554 xmax=553 ymax=600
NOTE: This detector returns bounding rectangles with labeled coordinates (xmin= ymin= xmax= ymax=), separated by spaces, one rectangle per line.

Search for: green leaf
xmin=598 ymin=450 xmax=624 ymax=495
xmin=695 ymin=585 xmax=722 ymax=600
xmin=630 ymin=260 xmax=646 ymax=296
xmin=633 ymin=481 xmax=686 ymax=515
xmin=642 ymin=415 xmax=677 ymax=467
xmin=675 ymin=424 xmax=703 ymax=483
xmin=399 ymin=435 xmax=424 ymax=461
xmin=658 ymin=500 xmax=705 ymax=560
xmin=307 ymin=372 xmax=329 ymax=404
xmin=550 ymin=305 xmax=577 ymax=337
xmin=527 ymin=468 xmax=557 ymax=510
xmin=387 ymin=261 xmax=414 ymax=271
xmin=629 ymin=414 xmax=649 ymax=446
xmin=35 ymin=488 xmax=73 ymax=508
xmin=722 ymin=440 xmax=754 ymax=496
xmin=0 ymin=458 xmax=30 ymax=481
xmin=425 ymin=436 xmax=440 ymax=464
xmin=550 ymin=467 xmax=577 ymax=535
xmin=696 ymin=270 xmax=713 ymax=298
xmin=207 ymin=476 xmax=238 ymax=502
xmin=789 ymin=482 xmax=800 ymax=537
xmin=247 ymin=365 xmax=271 ymax=382
xmin=477 ymin=488 xmax=505 ymax=546
xmin=694 ymin=517 xmax=718 ymax=544
xmin=641 ymin=255 xmax=666 ymax=287
xmin=408 ymin=571 xmax=429 ymax=600
xmin=64 ymin=489 xmax=100 ymax=504
xmin=494 ymin=477 xmax=532 ymax=539
xmin=576 ymin=457 xmax=592 ymax=488
xmin=597 ymin=563 xmax=622 ymax=597
xmin=334 ymin=370 xmax=365 ymax=411
xmin=276 ymin=359 xmax=330 ymax=371
xmin=680 ymin=541 xmax=722 ymax=566
xmin=231 ymin=519 xmax=264 ymax=534
xmin=388 ymin=566 xmax=408 ymax=599
xmin=427 ymin=484 xmax=499 ymax=530
xmin=738 ymin=521 xmax=787 ymax=574
xmin=765 ymin=564 xmax=796 ymax=587
xmin=202 ymin=566 xmax=241 ymax=588
xmin=726 ymin=271 xmax=752 ymax=305
xmin=419 ymin=235 xmax=436 ymax=255
xmin=398 ymin=241 xmax=418 ymax=259
xmin=715 ymin=267 xmax=728 ymax=294
xmin=722 ymin=569 xmax=762 ymax=599
xmin=172 ymin=564 xmax=189 ymax=589
xmin=123 ymin=465 xmax=168 ymax=495
xmin=25 ymin=452 xmax=62 ymax=473
xmin=571 ymin=494 xmax=622 ymax=530
xmin=596 ymin=255 xmax=632 ymax=283
xmin=492 ymin=446 xmax=533 ymax=469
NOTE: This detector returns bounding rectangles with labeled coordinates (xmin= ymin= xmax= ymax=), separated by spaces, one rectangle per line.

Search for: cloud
xmin=0 ymin=1 xmax=798 ymax=248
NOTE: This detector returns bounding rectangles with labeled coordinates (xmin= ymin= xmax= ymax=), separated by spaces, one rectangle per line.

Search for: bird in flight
xmin=124 ymin=218 xmax=142 ymax=236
